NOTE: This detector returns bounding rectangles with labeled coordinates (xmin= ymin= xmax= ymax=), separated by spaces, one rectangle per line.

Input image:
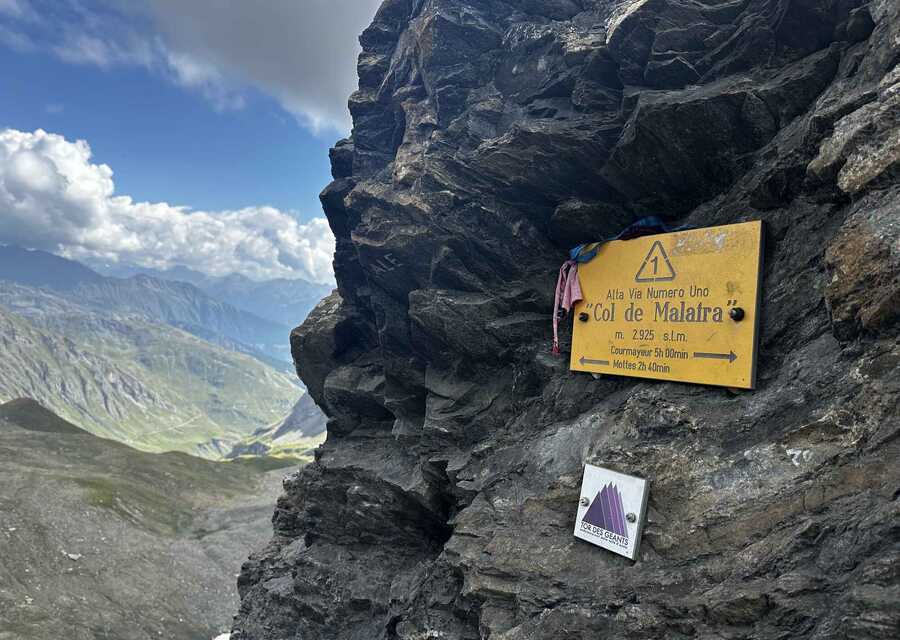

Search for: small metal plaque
xmin=570 ymin=221 xmax=764 ymax=389
xmin=574 ymin=464 xmax=649 ymax=560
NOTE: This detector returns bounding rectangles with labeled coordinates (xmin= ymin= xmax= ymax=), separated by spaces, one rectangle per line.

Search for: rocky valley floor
xmin=0 ymin=400 xmax=304 ymax=640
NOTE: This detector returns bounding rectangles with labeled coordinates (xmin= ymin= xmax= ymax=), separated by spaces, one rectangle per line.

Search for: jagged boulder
xmin=234 ymin=1 xmax=900 ymax=638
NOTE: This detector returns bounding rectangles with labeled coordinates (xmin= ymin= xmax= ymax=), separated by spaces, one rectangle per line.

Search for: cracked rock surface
xmin=233 ymin=1 xmax=900 ymax=638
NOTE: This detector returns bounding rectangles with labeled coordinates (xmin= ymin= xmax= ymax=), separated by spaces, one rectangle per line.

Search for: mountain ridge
xmin=0 ymin=244 xmax=295 ymax=365
xmin=0 ymin=397 xmax=88 ymax=435
xmin=85 ymin=258 xmax=333 ymax=329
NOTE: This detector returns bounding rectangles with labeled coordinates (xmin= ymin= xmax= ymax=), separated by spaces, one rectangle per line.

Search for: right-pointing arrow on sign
xmin=693 ymin=350 xmax=738 ymax=363
xmin=580 ymin=356 xmax=610 ymax=366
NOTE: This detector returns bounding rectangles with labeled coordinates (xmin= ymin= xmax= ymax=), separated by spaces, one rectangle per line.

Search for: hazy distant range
xmin=89 ymin=260 xmax=333 ymax=334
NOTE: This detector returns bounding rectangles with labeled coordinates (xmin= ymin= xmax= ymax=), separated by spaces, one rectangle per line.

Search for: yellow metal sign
xmin=570 ymin=221 xmax=764 ymax=389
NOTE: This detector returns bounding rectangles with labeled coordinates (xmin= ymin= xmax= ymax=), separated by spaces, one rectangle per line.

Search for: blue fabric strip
xmin=569 ymin=216 xmax=690 ymax=264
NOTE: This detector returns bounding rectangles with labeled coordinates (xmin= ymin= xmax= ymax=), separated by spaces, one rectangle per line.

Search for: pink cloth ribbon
xmin=552 ymin=259 xmax=583 ymax=354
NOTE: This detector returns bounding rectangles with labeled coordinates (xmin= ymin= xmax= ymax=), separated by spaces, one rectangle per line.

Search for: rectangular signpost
xmin=570 ymin=221 xmax=764 ymax=389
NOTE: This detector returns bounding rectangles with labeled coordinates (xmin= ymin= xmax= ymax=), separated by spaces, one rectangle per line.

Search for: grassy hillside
xmin=227 ymin=393 xmax=327 ymax=459
xmin=0 ymin=398 xmax=87 ymax=435
xmin=0 ymin=291 xmax=303 ymax=457
xmin=0 ymin=399 xmax=303 ymax=640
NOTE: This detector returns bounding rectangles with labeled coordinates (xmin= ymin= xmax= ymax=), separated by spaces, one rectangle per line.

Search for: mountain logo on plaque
xmin=574 ymin=465 xmax=649 ymax=560
xmin=582 ymin=483 xmax=629 ymax=541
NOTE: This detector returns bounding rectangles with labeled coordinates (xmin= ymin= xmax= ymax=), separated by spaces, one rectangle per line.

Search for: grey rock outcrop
xmin=234 ymin=1 xmax=900 ymax=638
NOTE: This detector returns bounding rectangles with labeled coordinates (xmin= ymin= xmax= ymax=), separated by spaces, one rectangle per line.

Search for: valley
xmin=0 ymin=248 xmax=327 ymax=639
xmin=0 ymin=245 xmax=327 ymax=458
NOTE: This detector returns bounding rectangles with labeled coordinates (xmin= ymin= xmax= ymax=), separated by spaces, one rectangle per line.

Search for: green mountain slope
xmin=0 ymin=286 xmax=303 ymax=457
xmin=227 ymin=393 xmax=327 ymax=459
xmin=0 ymin=399 xmax=302 ymax=640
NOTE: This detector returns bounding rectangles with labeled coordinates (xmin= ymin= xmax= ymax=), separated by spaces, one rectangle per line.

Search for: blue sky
xmin=0 ymin=0 xmax=382 ymax=283
xmin=0 ymin=49 xmax=334 ymax=216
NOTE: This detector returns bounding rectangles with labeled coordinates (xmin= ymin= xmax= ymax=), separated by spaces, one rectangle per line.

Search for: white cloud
xmin=164 ymin=49 xmax=246 ymax=112
xmin=0 ymin=0 xmax=384 ymax=134
xmin=0 ymin=128 xmax=336 ymax=284
xmin=52 ymin=31 xmax=154 ymax=69
xmin=140 ymin=0 xmax=384 ymax=133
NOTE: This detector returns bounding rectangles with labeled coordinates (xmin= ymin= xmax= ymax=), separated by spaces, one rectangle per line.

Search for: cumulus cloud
xmin=0 ymin=0 xmax=383 ymax=133
xmin=0 ymin=128 xmax=336 ymax=284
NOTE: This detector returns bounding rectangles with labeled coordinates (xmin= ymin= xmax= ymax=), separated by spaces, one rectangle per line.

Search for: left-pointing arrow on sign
xmin=580 ymin=356 xmax=610 ymax=366
xmin=693 ymin=350 xmax=737 ymax=363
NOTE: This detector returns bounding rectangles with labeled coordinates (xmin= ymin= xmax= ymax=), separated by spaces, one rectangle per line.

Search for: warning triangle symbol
xmin=635 ymin=241 xmax=676 ymax=282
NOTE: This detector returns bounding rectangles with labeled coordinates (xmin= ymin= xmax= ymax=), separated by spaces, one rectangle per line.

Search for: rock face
xmin=234 ymin=1 xmax=900 ymax=638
